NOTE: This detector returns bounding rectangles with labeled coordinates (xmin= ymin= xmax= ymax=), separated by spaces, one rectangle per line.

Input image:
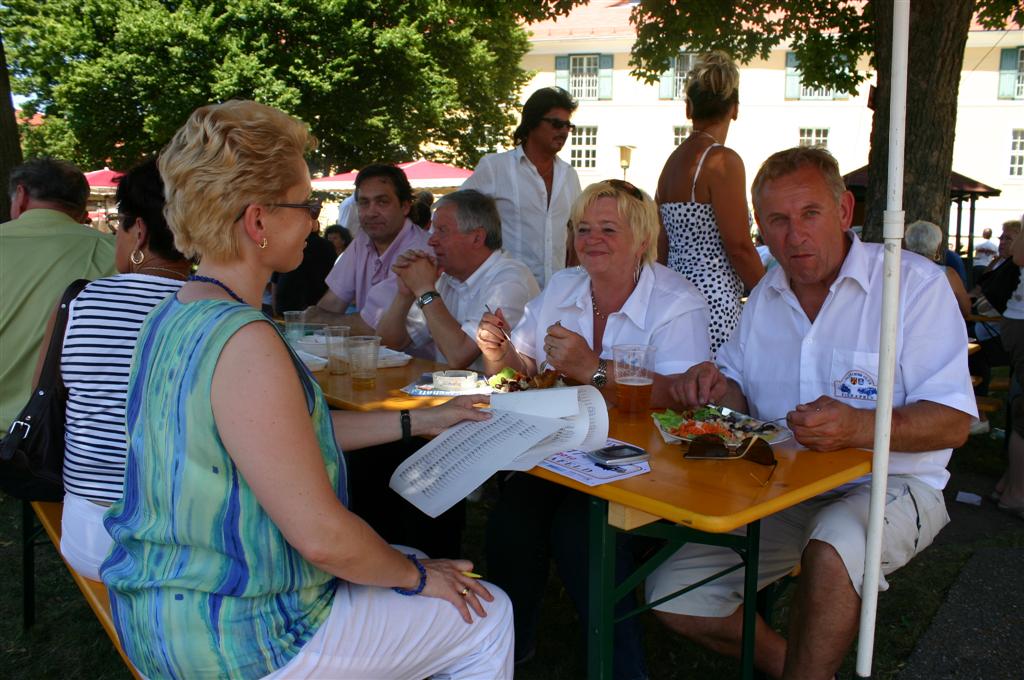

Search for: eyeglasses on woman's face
xmin=234 ymin=200 xmax=322 ymax=222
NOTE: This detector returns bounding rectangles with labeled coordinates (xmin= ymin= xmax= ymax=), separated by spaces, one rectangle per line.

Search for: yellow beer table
xmin=315 ymin=362 xmax=872 ymax=679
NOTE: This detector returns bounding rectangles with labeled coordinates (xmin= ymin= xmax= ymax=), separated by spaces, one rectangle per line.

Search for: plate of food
xmin=652 ymin=405 xmax=792 ymax=447
xmin=486 ymin=367 xmax=565 ymax=393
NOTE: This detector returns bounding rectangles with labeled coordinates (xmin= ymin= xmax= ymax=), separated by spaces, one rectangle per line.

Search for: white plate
xmin=651 ymin=410 xmax=793 ymax=446
xmin=294 ymin=349 xmax=328 ymax=372
xmin=378 ymin=348 xmax=412 ymax=368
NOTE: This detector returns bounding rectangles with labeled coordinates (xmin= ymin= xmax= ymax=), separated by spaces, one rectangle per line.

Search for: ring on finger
xmin=459 ymin=587 xmax=469 ymax=597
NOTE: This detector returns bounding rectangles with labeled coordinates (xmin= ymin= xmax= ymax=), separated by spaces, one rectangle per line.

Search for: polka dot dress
xmin=661 ymin=201 xmax=744 ymax=356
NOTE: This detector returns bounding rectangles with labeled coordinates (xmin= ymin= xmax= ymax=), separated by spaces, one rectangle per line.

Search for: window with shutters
xmin=997 ymin=47 xmax=1024 ymax=99
xmin=672 ymin=53 xmax=698 ymax=100
xmin=673 ymin=125 xmax=692 ymax=146
xmin=1011 ymin=129 xmax=1024 ymax=177
xmin=799 ymin=128 xmax=829 ymax=149
xmin=571 ymin=126 xmax=598 ymax=169
xmin=1017 ymin=48 xmax=1024 ymax=99
xmin=658 ymin=52 xmax=698 ymax=100
xmin=569 ymin=55 xmax=600 ymax=100
xmin=785 ymin=52 xmax=845 ymax=100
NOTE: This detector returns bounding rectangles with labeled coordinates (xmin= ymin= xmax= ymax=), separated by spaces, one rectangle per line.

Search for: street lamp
xmin=618 ymin=145 xmax=635 ymax=180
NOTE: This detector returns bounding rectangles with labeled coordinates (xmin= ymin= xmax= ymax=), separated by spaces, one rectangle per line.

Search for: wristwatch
xmin=415 ymin=290 xmax=441 ymax=309
xmin=590 ymin=358 xmax=608 ymax=388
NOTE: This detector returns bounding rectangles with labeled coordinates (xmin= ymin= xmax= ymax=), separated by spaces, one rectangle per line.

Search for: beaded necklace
xmin=187 ymin=274 xmax=247 ymax=305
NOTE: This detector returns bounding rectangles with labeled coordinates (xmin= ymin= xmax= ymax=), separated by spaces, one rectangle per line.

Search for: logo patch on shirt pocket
xmin=833 ymin=369 xmax=878 ymax=401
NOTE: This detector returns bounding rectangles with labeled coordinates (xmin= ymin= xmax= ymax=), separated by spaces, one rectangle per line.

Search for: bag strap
xmin=36 ymin=279 xmax=89 ymax=392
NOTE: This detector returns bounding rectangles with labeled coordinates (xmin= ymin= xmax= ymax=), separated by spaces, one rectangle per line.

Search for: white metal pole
xmin=857 ymin=0 xmax=910 ymax=676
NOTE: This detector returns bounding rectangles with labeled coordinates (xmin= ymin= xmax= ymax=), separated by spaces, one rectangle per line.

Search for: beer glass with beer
xmin=612 ymin=344 xmax=655 ymax=413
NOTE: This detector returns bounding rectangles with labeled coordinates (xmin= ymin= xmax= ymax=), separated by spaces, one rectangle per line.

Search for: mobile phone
xmin=586 ymin=443 xmax=650 ymax=466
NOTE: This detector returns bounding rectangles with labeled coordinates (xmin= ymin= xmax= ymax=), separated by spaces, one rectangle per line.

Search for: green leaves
xmin=3 ymin=0 xmax=531 ymax=171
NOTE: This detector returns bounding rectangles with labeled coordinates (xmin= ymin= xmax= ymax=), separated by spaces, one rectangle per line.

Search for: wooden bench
xmin=22 ymin=500 xmax=141 ymax=679
xmin=976 ymin=395 xmax=1004 ymax=415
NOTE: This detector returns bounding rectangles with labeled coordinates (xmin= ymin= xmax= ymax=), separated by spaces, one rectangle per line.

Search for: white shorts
xmin=264 ymin=547 xmax=514 ymax=680
xmin=60 ymin=491 xmax=114 ymax=581
xmin=646 ymin=476 xmax=949 ymax=617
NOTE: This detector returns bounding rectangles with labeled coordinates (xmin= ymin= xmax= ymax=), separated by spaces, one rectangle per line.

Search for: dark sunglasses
xmin=605 ymin=179 xmax=644 ymax=201
xmin=234 ymin=200 xmax=322 ymax=222
xmin=540 ymin=116 xmax=576 ymax=131
xmin=684 ymin=434 xmax=777 ymax=486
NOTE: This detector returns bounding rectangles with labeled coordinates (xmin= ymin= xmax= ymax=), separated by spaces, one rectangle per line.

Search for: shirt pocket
xmin=829 ymin=348 xmax=904 ymax=404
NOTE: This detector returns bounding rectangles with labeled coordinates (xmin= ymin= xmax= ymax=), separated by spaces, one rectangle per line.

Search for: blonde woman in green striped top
xmin=101 ymin=100 xmax=513 ymax=679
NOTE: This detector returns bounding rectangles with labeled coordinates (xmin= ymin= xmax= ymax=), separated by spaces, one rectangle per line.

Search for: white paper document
xmin=538 ymin=445 xmax=651 ymax=487
xmin=389 ymin=386 xmax=609 ymax=518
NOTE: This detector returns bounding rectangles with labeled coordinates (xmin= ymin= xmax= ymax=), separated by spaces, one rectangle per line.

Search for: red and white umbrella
xmin=312 ymin=159 xmax=472 ymax=191
xmin=84 ymin=168 xmax=124 ymax=195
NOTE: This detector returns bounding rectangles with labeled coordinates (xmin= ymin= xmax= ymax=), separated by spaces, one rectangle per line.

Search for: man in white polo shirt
xmin=649 ymin=147 xmax=976 ymax=679
xmin=377 ymin=189 xmax=538 ymax=370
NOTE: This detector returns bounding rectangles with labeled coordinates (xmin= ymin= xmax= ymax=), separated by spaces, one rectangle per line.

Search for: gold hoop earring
xmin=258 ymin=238 xmax=268 ymax=249
xmin=130 ymin=250 xmax=145 ymax=266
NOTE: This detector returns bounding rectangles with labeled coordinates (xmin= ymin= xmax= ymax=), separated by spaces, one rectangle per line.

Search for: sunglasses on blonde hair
xmin=684 ymin=434 xmax=777 ymax=486
xmin=604 ymin=179 xmax=644 ymax=201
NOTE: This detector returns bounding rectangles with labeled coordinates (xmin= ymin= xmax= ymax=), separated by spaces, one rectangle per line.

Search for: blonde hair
xmin=685 ymin=51 xmax=740 ymax=121
xmin=569 ymin=181 xmax=659 ymax=266
xmin=751 ymin=146 xmax=847 ymax=213
xmin=158 ymin=100 xmax=316 ymax=261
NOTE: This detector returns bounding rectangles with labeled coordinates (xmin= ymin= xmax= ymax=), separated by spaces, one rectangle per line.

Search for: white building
xmin=517 ymin=2 xmax=1023 ymax=234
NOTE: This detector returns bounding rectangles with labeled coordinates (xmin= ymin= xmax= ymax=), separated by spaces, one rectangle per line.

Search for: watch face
xmin=592 ymin=373 xmax=607 ymax=387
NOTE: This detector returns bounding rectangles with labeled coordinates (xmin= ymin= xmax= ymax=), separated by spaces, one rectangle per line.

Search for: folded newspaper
xmin=389 ymin=385 xmax=608 ymax=517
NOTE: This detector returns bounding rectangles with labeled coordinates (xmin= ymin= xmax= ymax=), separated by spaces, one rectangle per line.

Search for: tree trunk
xmin=1 ymin=34 xmax=23 ymax=223
xmin=863 ymin=0 xmax=973 ymax=243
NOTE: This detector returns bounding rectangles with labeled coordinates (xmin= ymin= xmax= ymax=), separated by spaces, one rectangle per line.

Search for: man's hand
xmin=669 ymin=361 xmax=730 ymax=408
xmin=544 ymin=323 xmax=598 ymax=383
xmin=787 ymin=396 xmax=871 ymax=451
xmin=393 ymin=249 xmax=439 ymax=297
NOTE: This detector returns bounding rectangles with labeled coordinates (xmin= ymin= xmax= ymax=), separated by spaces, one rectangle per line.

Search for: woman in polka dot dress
xmin=657 ymin=51 xmax=764 ymax=355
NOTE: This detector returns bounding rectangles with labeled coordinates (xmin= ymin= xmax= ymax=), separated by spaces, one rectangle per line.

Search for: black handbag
xmin=0 ymin=279 xmax=88 ymax=501
xmin=978 ymin=259 xmax=1021 ymax=314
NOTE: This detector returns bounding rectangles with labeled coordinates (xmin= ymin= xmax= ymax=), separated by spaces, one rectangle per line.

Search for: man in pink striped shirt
xmin=309 ymin=164 xmax=431 ymax=333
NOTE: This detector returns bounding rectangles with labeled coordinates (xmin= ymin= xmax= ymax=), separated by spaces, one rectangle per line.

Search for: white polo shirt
xmin=406 ymin=250 xmax=540 ymax=371
xmin=717 ymin=233 xmax=977 ymax=490
xmin=461 ymin=146 xmax=582 ymax=288
xmin=510 ymin=263 xmax=711 ymax=376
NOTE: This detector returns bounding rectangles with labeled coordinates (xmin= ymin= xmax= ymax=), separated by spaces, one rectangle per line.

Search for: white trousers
xmin=646 ymin=476 xmax=949 ymax=617
xmin=60 ymin=491 xmax=113 ymax=581
xmin=265 ymin=577 xmax=514 ymax=680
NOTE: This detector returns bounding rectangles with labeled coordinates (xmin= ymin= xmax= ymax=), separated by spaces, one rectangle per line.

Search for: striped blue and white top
xmin=61 ymin=273 xmax=184 ymax=503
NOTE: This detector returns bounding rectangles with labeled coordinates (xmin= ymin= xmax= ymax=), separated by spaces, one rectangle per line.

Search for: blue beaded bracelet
xmin=392 ymin=553 xmax=427 ymax=596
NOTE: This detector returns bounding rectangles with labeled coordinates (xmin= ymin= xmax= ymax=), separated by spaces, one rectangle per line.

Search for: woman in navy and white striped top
xmin=55 ymin=158 xmax=191 ymax=580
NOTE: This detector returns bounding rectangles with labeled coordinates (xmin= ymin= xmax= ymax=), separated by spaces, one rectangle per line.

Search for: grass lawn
xmin=2 ymin=411 xmax=1023 ymax=679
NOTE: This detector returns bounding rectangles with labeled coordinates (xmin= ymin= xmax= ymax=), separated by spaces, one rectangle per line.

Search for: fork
xmin=484 ymin=305 xmax=527 ymax=367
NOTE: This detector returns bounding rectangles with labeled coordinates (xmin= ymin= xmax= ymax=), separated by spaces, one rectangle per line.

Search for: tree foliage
xmin=2 ymin=0 xmax=532 ymax=171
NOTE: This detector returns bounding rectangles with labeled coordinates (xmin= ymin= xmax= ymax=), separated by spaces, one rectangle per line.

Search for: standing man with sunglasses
xmin=308 ymin=164 xmax=431 ymax=333
xmin=648 ymin=147 xmax=976 ymax=680
xmin=462 ymin=86 xmax=582 ymax=289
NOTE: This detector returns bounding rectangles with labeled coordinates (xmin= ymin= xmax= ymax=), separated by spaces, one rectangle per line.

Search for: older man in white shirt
xmin=377 ymin=190 xmax=538 ymax=370
xmin=650 ymin=147 xmax=976 ymax=680
xmin=461 ymin=87 xmax=582 ymax=288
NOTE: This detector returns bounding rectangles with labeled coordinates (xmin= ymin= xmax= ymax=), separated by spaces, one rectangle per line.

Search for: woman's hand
xmin=544 ymin=323 xmax=598 ymax=383
xmin=420 ymin=558 xmax=494 ymax=623
xmin=411 ymin=395 xmax=491 ymax=437
xmin=476 ymin=309 xmax=512 ymax=362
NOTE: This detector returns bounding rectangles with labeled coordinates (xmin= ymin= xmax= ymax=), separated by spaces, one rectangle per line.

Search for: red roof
xmin=84 ymin=168 xmax=124 ymax=189
xmin=15 ymin=109 xmax=44 ymax=126
xmin=317 ymin=159 xmax=472 ymax=183
xmin=526 ymin=0 xmax=635 ymax=40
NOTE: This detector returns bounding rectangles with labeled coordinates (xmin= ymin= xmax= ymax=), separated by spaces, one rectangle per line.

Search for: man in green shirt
xmin=1 ymin=158 xmax=116 ymax=433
